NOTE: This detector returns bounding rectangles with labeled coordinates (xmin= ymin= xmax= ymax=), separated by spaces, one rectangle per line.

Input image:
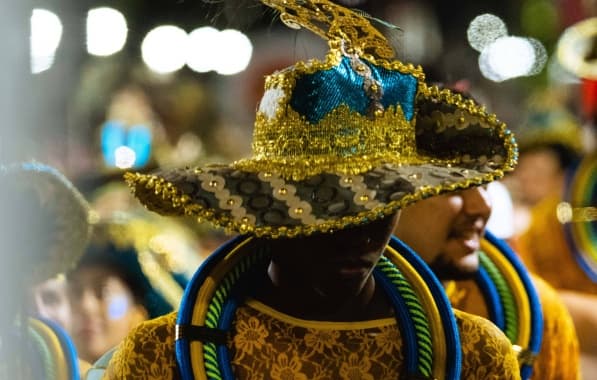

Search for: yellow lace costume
xmin=517 ymin=194 xmax=597 ymax=294
xmin=103 ymin=300 xmax=520 ymax=380
xmin=448 ymin=275 xmax=580 ymax=380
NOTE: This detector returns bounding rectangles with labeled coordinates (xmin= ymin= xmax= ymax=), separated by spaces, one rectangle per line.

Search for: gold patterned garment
xmin=517 ymin=194 xmax=597 ymax=294
xmin=103 ymin=300 xmax=520 ymax=380
xmin=448 ymin=276 xmax=581 ymax=380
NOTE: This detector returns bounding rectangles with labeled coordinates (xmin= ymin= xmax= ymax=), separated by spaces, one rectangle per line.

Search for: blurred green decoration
xmin=521 ymin=0 xmax=559 ymax=46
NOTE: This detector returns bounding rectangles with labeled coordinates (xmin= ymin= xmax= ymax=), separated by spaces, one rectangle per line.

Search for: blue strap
xmin=176 ymin=235 xmax=250 ymax=380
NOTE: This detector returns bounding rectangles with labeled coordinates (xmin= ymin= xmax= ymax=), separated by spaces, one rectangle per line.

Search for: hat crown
xmin=236 ymin=32 xmax=426 ymax=181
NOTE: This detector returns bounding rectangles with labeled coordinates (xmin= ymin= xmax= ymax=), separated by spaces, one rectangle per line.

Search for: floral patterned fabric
xmin=448 ymin=276 xmax=581 ymax=380
xmin=102 ymin=301 xmax=520 ymax=380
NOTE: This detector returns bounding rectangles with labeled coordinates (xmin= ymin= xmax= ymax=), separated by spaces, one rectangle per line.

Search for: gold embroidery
xmin=235 ymin=104 xmax=417 ymax=181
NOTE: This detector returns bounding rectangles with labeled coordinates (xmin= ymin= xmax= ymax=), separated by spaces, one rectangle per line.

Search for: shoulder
xmin=454 ymin=309 xmax=521 ymax=380
xmin=102 ymin=312 xmax=179 ymax=380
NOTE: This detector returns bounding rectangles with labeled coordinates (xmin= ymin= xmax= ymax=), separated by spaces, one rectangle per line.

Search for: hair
xmin=68 ymin=234 xmax=173 ymax=318
xmin=519 ymin=143 xmax=581 ymax=171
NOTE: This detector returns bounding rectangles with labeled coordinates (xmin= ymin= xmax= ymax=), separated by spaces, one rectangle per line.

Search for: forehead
xmin=68 ymin=265 xmax=123 ymax=285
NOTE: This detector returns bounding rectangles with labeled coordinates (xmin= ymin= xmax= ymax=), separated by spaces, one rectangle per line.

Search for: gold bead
xmin=360 ymin=195 xmax=369 ymax=202
xmin=227 ymin=199 xmax=235 ymax=206
xmin=278 ymin=188 xmax=288 ymax=195
xmin=294 ymin=207 xmax=303 ymax=215
xmin=209 ymin=180 xmax=218 ymax=187
xmin=343 ymin=177 xmax=353 ymax=184
xmin=241 ymin=217 xmax=249 ymax=223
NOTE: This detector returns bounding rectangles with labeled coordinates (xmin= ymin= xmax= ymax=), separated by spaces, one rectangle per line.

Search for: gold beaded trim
xmin=235 ymin=104 xmax=418 ymax=181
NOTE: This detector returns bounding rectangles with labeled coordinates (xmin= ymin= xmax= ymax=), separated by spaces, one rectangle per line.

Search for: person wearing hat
xmin=102 ymin=1 xmax=521 ymax=379
xmin=0 ymin=162 xmax=92 ymax=379
xmin=67 ymin=217 xmax=189 ymax=365
xmin=394 ymin=184 xmax=581 ymax=380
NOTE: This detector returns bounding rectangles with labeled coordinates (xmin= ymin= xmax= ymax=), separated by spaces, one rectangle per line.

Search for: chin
xmin=431 ymin=256 xmax=480 ymax=281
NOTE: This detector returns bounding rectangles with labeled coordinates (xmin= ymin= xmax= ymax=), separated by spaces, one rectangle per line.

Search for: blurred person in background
xmin=506 ymin=91 xmax=584 ymax=236
xmin=67 ymin=217 xmax=191 ymax=366
xmin=0 ymin=162 xmax=92 ymax=379
xmin=507 ymin=90 xmax=597 ymax=376
xmin=32 ymin=275 xmax=73 ymax=334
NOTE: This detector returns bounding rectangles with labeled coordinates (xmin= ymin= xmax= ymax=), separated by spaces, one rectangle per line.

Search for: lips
xmin=325 ymin=258 xmax=375 ymax=279
xmin=76 ymin=323 xmax=102 ymax=340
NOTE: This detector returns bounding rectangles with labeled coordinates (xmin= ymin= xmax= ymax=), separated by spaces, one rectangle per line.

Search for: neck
xmin=252 ymin=261 xmax=392 ymax=322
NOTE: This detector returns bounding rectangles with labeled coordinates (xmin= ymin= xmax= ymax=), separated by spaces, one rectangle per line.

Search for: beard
xmin=429 ymin=253 xmax=479 ymax=281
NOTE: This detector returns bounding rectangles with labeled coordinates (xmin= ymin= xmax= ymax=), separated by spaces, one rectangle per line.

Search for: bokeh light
xmin=187 ymin=27 xmax=253 ymax=75
xmin=186 ymin=27 xmax=221 ymax=73
xmin=467 ymin=14 xmax=508 ymax=53
xmin=479 ymin=36 xmax=546 ymax=82
xmin=86 ymin=7 xmax=128 ymax=56
xmin=214 ymin=29 xmax=253 ymax=75
xmin=114 ymin=146 xmax=137 ymax=169
xmin=141 ymin=25 xmax=188 ymax=74
xmin=30 ymin=9 xmax=63 ymax=74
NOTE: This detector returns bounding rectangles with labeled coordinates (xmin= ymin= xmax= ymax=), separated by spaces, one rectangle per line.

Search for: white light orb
xmin=30 ymin=9 xmax=63 ymax=73
xmin=186 ymin=27 xmax=221 ymax=73
xmin=86 ymin=7 xmax=128 ymax=56
xmin=467 ymin=13 xmax=508 ymax=52
xmin=214 ymin=29 xmax=253 ymax=75
xmin=141 ymin=25 xmax=188 ymax=74
xmin=479 ymin=36 xmax=535 ymax=82
xmin=114 ymin=146 xmax=136 ymax=169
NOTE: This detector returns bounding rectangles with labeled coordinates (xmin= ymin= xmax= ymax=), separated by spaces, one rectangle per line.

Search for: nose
xmin=77 ymin=288 xmax=100 ymax=316
xmin=461 ymin=186 xmax=492 ymax=223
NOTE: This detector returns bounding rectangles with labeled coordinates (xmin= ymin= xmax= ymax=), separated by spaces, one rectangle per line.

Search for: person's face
xmin=270 ymin=213 xmax=400 ymax=297
xmin=515 ymin=148 xmax=564 ymax=205
xmin=67 ymin=266 xmax=147 ymax=363
xmin=394 ymin=187 xmax=491 ymax=281
xmin=33 ymin=276 xmax=72 ymax=333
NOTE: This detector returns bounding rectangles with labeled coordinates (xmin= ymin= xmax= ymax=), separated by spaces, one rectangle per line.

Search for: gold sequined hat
xmin=126 ymin=0 xmax=517 ymax=238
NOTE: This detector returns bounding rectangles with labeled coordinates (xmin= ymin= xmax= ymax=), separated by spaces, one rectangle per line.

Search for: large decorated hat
xmin=515 ymin=90 xmax=583 ymax=154
xmin=0 ymin=162 xmax=92 ymax=282
xmin=126 ymin=0 xmax=517 ymax=238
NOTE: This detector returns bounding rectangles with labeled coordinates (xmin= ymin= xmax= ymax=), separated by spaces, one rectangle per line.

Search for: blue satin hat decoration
xmin=291 ymin=56 xmax=418 ymax=124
